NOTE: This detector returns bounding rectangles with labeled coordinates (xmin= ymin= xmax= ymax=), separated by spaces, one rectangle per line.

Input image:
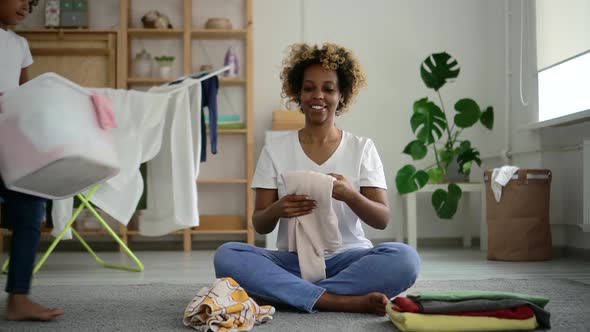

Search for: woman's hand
xmin=271 ymin=194 xmax=317 ymax=218
xmin=328 ymin=173 xmax=357 ymax=203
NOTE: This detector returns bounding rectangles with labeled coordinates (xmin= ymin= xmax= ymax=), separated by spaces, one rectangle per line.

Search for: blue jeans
xmin=214 ymin=242 xmax=421 ymax=312
xmin=0 ymin=178 xmax=45 ymax=294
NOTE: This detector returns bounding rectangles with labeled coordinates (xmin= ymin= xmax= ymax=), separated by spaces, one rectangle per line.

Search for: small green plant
xmin=154 ymin=55 xmax=175 ymax=65
xmin=395 ymin=52 xmax=494 ymax=219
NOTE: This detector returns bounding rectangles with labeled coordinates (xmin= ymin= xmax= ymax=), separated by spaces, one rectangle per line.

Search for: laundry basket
xmin=484 ymin=169 xmax=552 ymax=261
xmin=0 ymin=73 xmax=120 ymax=199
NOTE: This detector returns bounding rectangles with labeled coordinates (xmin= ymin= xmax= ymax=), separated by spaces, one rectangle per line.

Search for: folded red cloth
xmin=393 ymin=297 xmax=421 ymax=313
xmin=392 ymin=297 xmax=534 ymax=320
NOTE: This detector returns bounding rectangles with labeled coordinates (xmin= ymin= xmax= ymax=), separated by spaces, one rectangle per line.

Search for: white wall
xmin=504 ymin=0 xmax=590 ymax=250
xmin=27 ymin=1 xmax=590 ymax=249
xmin=254 ymin=0 xmax=507 ymax=242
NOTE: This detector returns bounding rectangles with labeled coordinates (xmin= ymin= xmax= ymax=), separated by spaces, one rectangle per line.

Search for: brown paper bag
xmin=484 ymin=169 xmax=552 ymax=261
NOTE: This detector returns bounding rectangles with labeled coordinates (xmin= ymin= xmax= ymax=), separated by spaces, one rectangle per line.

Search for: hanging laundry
xmin=199 ymin=75 xmax=219 ymax=162
xmin=51 ymin=88 xmax=169 ymax=239
xmin=141 ymin=80 xmax=202 ymax=236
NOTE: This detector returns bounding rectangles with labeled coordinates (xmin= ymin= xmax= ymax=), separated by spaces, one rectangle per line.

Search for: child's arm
xmin=19 ymin=68 xmax=30 ymax=85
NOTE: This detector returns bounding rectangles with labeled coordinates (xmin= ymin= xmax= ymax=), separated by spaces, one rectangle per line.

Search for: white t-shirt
xmin=252 ymin=130 xmax=388 ymax=255
xmin=0 ymin=28 xmax=33 ymax=92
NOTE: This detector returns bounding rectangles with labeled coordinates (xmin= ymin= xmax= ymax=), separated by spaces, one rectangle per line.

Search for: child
xmin=0 ymin=0 xmax=64 ymax=321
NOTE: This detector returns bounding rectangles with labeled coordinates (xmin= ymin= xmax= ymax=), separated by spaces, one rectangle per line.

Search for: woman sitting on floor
xmin=214 ymin=42 xmax=420 ymax=316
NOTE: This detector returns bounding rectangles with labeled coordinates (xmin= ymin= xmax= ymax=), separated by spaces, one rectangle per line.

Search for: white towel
xmin=139 ymin=80 xmax=201 ymax=236
xmin=491 ymin=166 xmax=520 ymax=202
xmin=281 ymin=171 xmax=342 ymax=283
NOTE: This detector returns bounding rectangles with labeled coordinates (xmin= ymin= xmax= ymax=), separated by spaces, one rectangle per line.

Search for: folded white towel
xmin=491 ymin=166 xmax=520 ymax=202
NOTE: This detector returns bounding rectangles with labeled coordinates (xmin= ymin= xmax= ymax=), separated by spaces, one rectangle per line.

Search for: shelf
xmin=220 ymin=78 xmax=246 ymax=86
xmin=128 ymin=28 xmax=184 ymax=38
xmin=191 ymin=29 xmax=247 ymax=39
xmin=126 ymin=77 xmax=169 ymax=85
xmin=127 ymin=77 xmax=245 ymax=86
xmin=197 ymin=178 xmax=247 ymax=184
xmin=209 ymin=128 xmax=248 ymax=135
xmin=194 ymin=229 xmax=248 ymax=234
xmin=122 ymin=229 xmax=248 ymax=236
xmin=15 ymin=29 xmax=117 ymax=34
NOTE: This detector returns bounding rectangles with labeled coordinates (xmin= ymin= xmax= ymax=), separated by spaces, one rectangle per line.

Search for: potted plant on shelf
xmin=395 ymin=52 xmax=494 ymax=219
xmin=154 ymin=55 xmax=175 ymax=79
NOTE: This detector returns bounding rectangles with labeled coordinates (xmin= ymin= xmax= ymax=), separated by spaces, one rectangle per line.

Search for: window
xmin=537 ymin=51 xmax=590 ymax=122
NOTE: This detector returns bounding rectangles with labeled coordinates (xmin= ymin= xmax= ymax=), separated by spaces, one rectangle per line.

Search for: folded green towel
xmin=407 ymin=290 xmax=549 ymax=308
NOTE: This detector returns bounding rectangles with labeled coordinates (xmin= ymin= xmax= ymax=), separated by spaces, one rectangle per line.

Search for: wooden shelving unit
xmin=191 ymin=29 xmax=247 ymax=39
xmin=118 ymin=0 xmax=255 ymax=251
xmin=1 ymin=2 xmax=254 ymax=255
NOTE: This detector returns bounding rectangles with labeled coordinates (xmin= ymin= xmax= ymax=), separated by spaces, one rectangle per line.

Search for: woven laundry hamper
xmin=484 ymin=169 xmax=552 ymax=261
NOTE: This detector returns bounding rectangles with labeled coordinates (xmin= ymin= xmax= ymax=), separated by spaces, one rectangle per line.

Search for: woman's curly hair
xmin=280 ymin=42 xmax=367 ymax=115
xmin=29 ymin=0 xmax=39 ymax=13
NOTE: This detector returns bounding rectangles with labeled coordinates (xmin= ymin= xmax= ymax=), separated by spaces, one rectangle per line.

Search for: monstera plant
xmin=395 ymin=52 xmax=494 ymax=219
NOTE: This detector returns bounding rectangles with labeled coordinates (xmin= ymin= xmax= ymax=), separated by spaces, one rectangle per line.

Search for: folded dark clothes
xmin=395 ymin=296 xmax=551 ymax=329
xmin=394 ymin=298 xmax=534 ymax=319
xmin=407 ymin=290 xmax=549 ymax=307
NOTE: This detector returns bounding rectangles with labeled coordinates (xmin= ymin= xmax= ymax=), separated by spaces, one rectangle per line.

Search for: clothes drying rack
xmin=1 ymin=66 xmax=232 ymax=275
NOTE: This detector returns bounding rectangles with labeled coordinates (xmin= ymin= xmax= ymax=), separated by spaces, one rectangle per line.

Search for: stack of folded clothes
xmin=386 ymin=290 xmax=550 ymax=332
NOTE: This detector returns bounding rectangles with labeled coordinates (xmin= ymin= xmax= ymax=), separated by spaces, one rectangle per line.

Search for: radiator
xmin=584 ymin=140 xmax=590 ymax=232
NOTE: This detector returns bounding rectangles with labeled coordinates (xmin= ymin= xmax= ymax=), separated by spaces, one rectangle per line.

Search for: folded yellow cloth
xmin=183 ymin=277 xmax=276 ymax=331
xmin=386 ymin=303 xmax=538 ymax=332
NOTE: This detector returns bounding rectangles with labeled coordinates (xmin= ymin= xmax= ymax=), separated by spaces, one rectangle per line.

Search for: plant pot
xmin=445 ymin=160 xmax=470 ymax=183
xmin=157 ymin=65 xmax=172 ymax=79
xmin=134 ymin=59 xmax=152 ymax=78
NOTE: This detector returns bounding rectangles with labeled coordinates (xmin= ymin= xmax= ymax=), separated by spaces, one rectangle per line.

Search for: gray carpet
xmin=1 ymin=278 xmax=588 ymax=331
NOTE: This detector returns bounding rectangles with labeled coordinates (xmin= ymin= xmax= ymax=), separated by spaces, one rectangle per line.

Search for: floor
xmin=2 ymin=247 xmax=589 ymax=288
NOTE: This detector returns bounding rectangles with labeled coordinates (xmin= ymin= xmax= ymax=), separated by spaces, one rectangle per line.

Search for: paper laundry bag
xmin=484 ymin=169 xmax=552 ymax=261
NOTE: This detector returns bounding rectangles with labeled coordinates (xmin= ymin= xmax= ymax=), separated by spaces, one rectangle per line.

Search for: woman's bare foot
xmin=314 ymin=291 xmax=389 ymax=316
xmin=6 ymin=294 xmax=64 ymax=321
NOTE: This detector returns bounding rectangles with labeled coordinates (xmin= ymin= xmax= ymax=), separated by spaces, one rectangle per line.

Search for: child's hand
xmin=272 ymin=194 xmax=316 ymax=218
xmin=328 ymin=173 xmax=356 ymax=203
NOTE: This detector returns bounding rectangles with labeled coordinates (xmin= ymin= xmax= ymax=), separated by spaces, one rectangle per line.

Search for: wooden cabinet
xmin=17 ymin=30 xmax=117 ymax=88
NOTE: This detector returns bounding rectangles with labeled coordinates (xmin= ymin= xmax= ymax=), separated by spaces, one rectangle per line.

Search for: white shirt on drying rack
xmin=52 ymin=69 xmax=229 ymax=238
xmin=139 ymin=79 xmax=202 ymax=236
xmin=51 ymin=89 xmax=171 ymax=238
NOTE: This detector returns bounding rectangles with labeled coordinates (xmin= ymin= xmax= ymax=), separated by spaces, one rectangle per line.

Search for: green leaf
xmin=462 ymin=161 xmax=473 ymax=174
xmin=455 ymin=141 xmax=471 ymax=155
xmin=454 ymin=98 xmax=481 ymax=128
xmin=396 ymin=165 xmax=429 ymax=194
xmin=480 ymin=106 xmax=494 ymax=130
xmin=431 ymin=183 xmax=463 ymax=219
xmin=439 ymin=148 xmax=454 ymax=164
xmin=420 ymin=52 xmax=460 ymax=91
xmin=427 ymin=167 xmax=445 ymax=183
xmin=411 ymin=98 xmax=447 ymax=144
xmin=403 ymin=140 xmax=428 ymax=160
xmin=456 ymin=146 xmax=481 ymax=175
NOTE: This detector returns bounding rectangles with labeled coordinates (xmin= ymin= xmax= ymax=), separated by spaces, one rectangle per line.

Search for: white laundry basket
xmin=0 ymin=73 xmax=120 ymax=199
